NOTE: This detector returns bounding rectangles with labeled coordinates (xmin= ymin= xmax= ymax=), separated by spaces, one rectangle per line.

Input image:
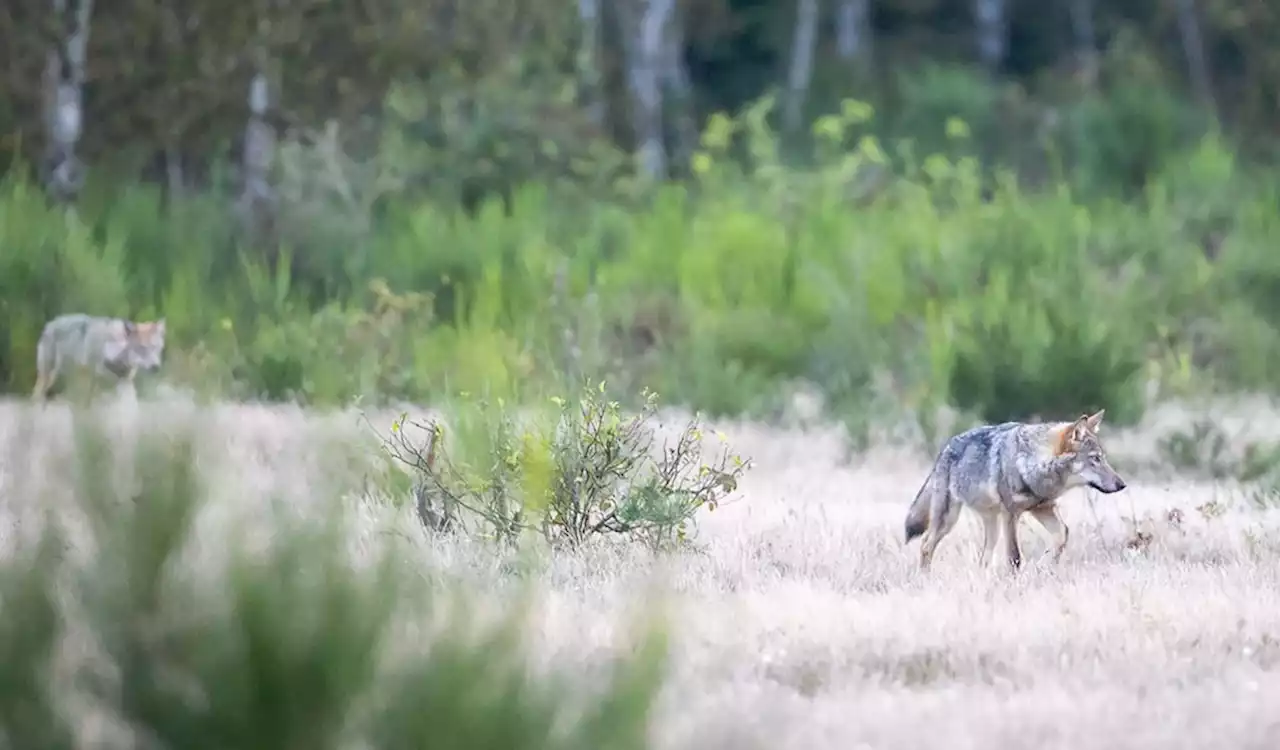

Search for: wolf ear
xmin=1055 ymin=414 xmax=1093 ymax=455
xmin=122 ymin=320 xmax=137 ymax=337
xmin=1055 ymin=420 xmax=1082 ymax=455
xmin=1084 ymin=409 xmax=1106 ymax=433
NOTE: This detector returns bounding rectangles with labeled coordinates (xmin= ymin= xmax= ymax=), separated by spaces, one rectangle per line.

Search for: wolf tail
xmin=904 ymin=484 xmax=931 ymax=544
xmin=904 ymin=449 xmax=950 ymax=544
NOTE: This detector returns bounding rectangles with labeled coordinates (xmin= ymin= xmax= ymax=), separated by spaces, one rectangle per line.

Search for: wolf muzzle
xmin=1089 ymin=477 xmax=1126 ymax=493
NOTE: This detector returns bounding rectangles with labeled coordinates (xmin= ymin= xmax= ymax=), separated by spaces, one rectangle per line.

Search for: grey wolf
xmin=32 ymin=313 xmax=166 ymax=401
xmin=903 ymin=410 xmax=1126 ymax=571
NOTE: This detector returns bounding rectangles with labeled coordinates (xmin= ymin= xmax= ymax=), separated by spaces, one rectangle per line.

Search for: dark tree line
xmin=0 ymin=0 xmax=1273 ymax=208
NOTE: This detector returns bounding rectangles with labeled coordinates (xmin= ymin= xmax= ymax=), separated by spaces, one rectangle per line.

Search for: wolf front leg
xmin=1027 ymin=503 xmax=1069 ymax=563
xmin=119 ymin=366 xmax=139 ymax=401
xmin=1000 ymin=508 xmax=1023 ymax=571
xmin=32 ymin=373 xmax=50 ymax=402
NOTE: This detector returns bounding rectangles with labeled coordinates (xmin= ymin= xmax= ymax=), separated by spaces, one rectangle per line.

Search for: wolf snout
xmin=1092 ymin=476 xmax=1126 ymax=493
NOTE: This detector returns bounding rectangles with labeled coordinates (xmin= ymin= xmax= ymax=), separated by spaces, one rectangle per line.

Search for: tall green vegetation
xmin=3 ymin=81 xmax=1277 ymax=441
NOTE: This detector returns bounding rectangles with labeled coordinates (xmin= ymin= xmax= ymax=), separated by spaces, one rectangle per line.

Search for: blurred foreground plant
xmin=0 ymin=407 xmax=667 ymax=749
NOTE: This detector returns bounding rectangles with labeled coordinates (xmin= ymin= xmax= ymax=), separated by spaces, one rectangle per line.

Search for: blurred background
xmin=2 ymin=0 xmax=1276 ymax=439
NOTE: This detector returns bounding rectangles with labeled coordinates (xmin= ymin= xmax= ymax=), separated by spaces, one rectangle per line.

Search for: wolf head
xmin=117 ymin=319 xmax=167 ymax=371
xmin=1055 ymin=409 xmax=1126 ymax=494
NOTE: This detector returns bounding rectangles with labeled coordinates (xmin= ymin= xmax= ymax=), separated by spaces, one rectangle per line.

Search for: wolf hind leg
xmin=32 ymin=372 xmax=51 ymax=401
xmin=919 ymin=492 xmax=962 ymax=571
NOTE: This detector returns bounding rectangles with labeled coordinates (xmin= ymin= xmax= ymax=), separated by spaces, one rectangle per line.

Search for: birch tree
xmin=973 ymin=0 xmax=1006 ymax=71
xmin=834 ymin=0 xmax=873 ymax=69
xmin=1066 ymin=0 xmax=1096 ymax=82
xmin=783 ymin=0 xmax=820 ymax=136
xmin=662 ymin=7 xmax=698 ymax=171
xmin=621 ymin=0 xmax=677 ymax=182
xmin=238 ymin=48 xmax=276 ymax=239
xmin=42 ymin=0 xmax=94 ymax=205
xmin=1173 ymin=0 xmax=1216 ymax=115
xmin=576 ymin=0 xmax=606 ymax=129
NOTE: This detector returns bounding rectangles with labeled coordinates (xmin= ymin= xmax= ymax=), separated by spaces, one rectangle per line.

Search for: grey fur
xmin=904 ymin=411 xmax=1126 ymax=571
xmin=33 ymin=312 xmax=166 ymax=401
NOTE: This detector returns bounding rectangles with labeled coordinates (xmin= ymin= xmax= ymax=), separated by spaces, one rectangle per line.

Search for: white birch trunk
xmin=1173 ymin=0 xmax=1216 ymax=113
xmin=576 ymin=0 xmax=606 ymax=128
xmin=622 ymin=0 xmax=676 ymax=181
xmin=973 ymin=0 xmax=1006 ymax=71
xmin=835 ymin=0 xmax=873 ymax=66
xmin=783 ymin=0 xmax=821 ymax=135
xmin=238 ymin=65 xmax=276 ymax=235
xmin=164 ymin=145 xmax=185 ymax=201
xmin=43 ymin=0 xmax=94 ymax=205
xmin=662 ymin=8 xmax=698 ymax=171
xmin=1066 ymin=0 xmax=1096 ymax=78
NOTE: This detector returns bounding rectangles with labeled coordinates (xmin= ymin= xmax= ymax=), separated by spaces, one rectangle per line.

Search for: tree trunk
xmin=662 ymin=7 xmax=698 ymax=172
xmin=835 ymin=0 xmax=873 ymax=67
xmin=237 ymin=63 xmax=276 ymax=239
xmin=163 ymin=145 xmax=185 ymax=205
xmin=1066 ymin=0 xmax=1097 ymax=85
xmin=622 ymin=0 xmax=676 ymax=182
xmin=1173 ymin=0 xmax=1216 ymax=115
xmin=576 ymin=0 xmax=606 ymax=129
xmin=973 ymin=0 xmax=1006 ymax=71
xmin=783 ymin=0 xmax=821 ymax=136
xmin=42 ymin=0 xmax=94 ymax=205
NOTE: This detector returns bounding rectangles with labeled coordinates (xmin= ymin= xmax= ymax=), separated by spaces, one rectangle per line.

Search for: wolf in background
xmin=32 ymin=313 xmax=166 ymax=401
xmin=903 ymin=410 xmax=1127 ymax=571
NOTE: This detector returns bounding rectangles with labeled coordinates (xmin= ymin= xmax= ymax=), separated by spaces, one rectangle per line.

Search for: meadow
xmin=6 ymin=82 xmax=1280 ymax=747
xmin=4 ymin=389 xmax=1280 ymax=749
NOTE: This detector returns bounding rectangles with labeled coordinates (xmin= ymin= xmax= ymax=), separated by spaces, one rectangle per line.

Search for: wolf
xmin=903 ymin=410 xmax=1126 ymax=571
xmin=32 ymin=313 xmax=166 ymax=401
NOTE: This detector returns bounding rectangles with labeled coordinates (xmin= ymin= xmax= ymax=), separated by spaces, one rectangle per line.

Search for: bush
xmin=945 ymin=285 xmax=1147 ymax=426
xmin=0 ymin=408 xmax=667 ymax=749
xmin=378 ymin=382 xmax=752 ymax=550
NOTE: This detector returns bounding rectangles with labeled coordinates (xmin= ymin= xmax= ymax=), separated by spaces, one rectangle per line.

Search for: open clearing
xmin=3 ymin=395 xmax=1280 ymax=749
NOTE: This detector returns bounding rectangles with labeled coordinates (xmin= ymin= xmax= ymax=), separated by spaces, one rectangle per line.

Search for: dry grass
xmin=4 ymin=392 xmax=1280 ymax=749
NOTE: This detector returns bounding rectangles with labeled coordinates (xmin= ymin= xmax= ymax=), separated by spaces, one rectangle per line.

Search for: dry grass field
xmin=4 ymin=393 xmax=1280 ymax=749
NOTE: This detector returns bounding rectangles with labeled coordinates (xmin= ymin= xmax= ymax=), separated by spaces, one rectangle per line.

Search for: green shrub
xmin=379 ymin=382 xmax=752 ymax=550
xmin=944 ymin=271 xmax=1146 ymax=426
xmin=1060 ymin=41 xmax=1206 ymax=195
xmin=0 ymin=177 xmax=130 ymax=392
xmin=892 ymin=64 xmax=1005 ymax=165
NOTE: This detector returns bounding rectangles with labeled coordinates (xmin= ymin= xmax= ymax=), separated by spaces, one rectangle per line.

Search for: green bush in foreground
xmin=0 ymin=411 xmax=666 ymax=749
